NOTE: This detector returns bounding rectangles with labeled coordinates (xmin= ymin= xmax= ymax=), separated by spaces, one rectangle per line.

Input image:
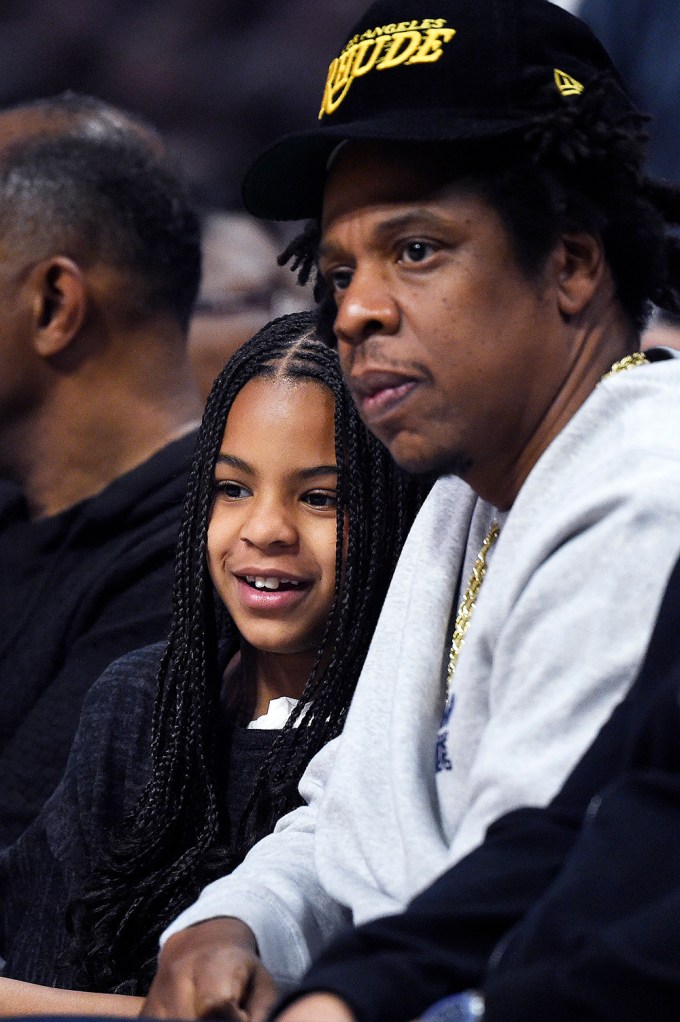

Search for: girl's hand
xmin=0 ymin=977 xmax=141 ymax=1017
xmin=277 ymin=993 xmax=356 ymax=1022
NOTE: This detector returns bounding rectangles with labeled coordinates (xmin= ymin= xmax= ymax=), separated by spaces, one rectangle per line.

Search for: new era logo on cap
xmin=554 ymin=68 xmax=584 ymax=96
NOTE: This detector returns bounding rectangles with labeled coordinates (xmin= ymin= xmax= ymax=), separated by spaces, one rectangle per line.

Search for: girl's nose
xmin=240 ymin=497 xmax=298 ymax=549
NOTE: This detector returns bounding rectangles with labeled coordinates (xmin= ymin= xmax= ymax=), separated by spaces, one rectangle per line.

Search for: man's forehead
xmin=320 ymin=139 xmax=472 ymax=230
xmin=0 ymin=108 xmax=90 ymax=160
xmin=0 ymin=109 xmax=54 ymax=151
xmin=0 ymin=105 xmax=163 ymax=160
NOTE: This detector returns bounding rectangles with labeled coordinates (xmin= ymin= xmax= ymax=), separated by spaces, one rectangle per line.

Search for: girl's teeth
xmin=244 ymin=575 xmax=301 ymax=590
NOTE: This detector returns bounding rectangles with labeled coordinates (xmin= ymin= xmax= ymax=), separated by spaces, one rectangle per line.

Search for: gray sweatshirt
xmin=163 ymin=353 xmax=680 ymax=988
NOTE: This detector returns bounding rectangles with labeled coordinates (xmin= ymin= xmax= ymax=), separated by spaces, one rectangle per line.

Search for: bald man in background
xmin=0 ymin=93 xmax=203 ymax=846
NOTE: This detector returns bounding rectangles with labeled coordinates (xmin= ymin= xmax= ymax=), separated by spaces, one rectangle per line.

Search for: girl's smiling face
xmin=207 ymin=375 xmax=340 ymax=659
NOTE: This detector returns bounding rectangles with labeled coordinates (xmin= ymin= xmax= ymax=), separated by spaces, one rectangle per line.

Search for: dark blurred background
xmin=0 ymin=1 xmax=368 ymax=211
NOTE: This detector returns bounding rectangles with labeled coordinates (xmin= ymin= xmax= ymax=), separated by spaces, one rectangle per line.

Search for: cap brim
xmin=241 ymin=110 xmax=533 ymax=221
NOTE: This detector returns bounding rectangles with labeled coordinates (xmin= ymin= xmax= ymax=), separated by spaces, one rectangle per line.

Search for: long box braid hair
xmin=69 ymin=310 xmax=428 ymax=993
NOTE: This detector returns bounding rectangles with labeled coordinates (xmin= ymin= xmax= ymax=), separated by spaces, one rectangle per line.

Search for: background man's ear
xmin=554 ymin=232 xmax=606 ymax=319
xmin=31 ymin=257 xmax=87 ymax=358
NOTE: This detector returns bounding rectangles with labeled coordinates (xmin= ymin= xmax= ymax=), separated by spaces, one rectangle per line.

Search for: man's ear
xmin=553 ymin=232 xmax=606 ymax=319
xmin=30 ymin=256 xmax=87 ymax=358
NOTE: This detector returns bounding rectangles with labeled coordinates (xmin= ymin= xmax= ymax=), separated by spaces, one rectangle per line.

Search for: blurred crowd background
xmin=0 ymin=1 xmax=369 ymax=211
xmin=1 ymin=0 xmax=677 ymax=218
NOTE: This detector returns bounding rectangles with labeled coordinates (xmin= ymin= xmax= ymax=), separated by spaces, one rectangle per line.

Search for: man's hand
xmin=276 ymin=993 xmax=356 ymax=1022
xmin=141 ymin=917 xmax=278 ymax=1021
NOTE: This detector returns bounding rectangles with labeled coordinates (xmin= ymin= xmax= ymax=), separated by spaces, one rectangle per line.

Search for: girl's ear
xmin=553 ymin=231 xmax=606 ymax=319
xmin=30 ymin=256 xmax=87 ymax=358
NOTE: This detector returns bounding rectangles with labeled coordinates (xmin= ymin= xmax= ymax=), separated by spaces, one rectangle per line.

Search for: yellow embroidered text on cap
xmin=319 ymin=20 xmax=456 ymax=119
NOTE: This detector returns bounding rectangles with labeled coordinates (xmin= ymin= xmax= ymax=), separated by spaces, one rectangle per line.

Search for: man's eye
xmin=303 ymin=490 xmax=337 ymax=509
xmin=399 ymin=240 xmax=436 ymax=264
xmin=214 ymin=480 xmax=250 ymax=500
xmin=327 ymin=268 xmax=353 ymax=292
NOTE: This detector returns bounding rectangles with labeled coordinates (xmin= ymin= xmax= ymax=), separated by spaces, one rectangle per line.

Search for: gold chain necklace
xmin=600 ymin=350 xmax=648 ymax=381
xmin=444 ymin=350 xmax=649 ymax=699
xmin=446 ymin=521 xmax=499 ymax=698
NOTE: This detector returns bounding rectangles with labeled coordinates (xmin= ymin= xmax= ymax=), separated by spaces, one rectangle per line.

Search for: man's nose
xmin=333 ymin=265 xmax=400 ymax=348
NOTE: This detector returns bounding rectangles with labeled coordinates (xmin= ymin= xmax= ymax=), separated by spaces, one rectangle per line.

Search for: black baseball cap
xmin=242 ymin=0 xmax=633 ymax=221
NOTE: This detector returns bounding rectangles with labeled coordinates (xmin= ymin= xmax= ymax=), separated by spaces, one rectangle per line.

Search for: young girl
xmin=0 ymin=312 xmax=424 ymax=1008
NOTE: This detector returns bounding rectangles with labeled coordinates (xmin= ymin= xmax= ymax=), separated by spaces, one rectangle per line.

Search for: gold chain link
xmin=446 ymin=521 xmax=499 ymax=698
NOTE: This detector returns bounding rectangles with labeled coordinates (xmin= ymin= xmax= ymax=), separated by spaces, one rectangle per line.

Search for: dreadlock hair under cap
xmin=69 ymin=310 xmax=426 ymax=994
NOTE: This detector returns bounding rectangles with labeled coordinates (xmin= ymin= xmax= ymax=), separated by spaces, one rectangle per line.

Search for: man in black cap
xmin=144 ymin=2 xmax=680 ymax=1020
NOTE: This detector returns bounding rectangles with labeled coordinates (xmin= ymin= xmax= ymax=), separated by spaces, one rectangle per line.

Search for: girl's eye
xmin=214 ymin=480 xmax=251 ymax=500
xmin=303 ymin=490 xmax=337 ymax=509
xmin=399 ymin=240 xmax=437 ymax=264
